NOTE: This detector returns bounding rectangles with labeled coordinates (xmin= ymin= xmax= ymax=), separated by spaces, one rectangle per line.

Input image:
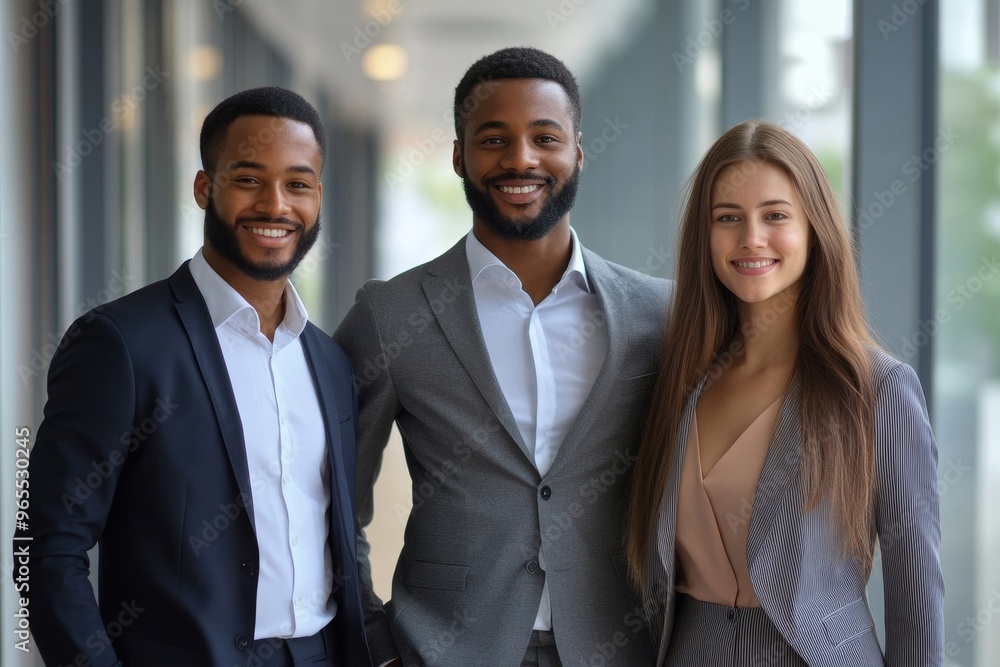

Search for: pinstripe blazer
xmin=642 ymin=348 xmax=945 ymax=666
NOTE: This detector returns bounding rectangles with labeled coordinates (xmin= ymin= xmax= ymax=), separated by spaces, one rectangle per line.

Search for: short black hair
xmin=453 ymin=47 xmax=581 ymax=141
xmin=199 ymin=86 xmax=327 ymax=172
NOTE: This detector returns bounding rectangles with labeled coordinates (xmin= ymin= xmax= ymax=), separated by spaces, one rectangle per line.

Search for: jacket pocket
xmin=821 ymin=598 xmax=875 ymax=647
xmin=621 ymin=372 xmax=657 ymax=396
xmin=404 ymin=559 xmax=470 ymax=591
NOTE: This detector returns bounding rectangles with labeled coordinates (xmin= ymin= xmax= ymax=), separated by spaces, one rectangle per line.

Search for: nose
xmin=740 ymin=219 xmax=766 ymax=248
xmin=255 ymin=183 xmax=291 ymax=219
xmin=499 ymin=137 xmax=541 ymax=172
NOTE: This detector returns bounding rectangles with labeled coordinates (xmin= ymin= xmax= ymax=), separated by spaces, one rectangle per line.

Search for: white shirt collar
xmin=464 ymin=227 xmax=592 ymax=294
xmin=188 ymin=248 xmax=309 ymax=341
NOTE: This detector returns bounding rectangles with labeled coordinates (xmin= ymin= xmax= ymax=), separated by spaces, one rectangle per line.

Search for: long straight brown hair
xmin=626 ymin=120 xmax=876 ymax=591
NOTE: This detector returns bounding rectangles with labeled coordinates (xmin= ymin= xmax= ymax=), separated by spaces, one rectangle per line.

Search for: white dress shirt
xmin=189 ymin=249 xmax=336 ymax=639
xmin=465 ymin=230 xmax=608 ymax=631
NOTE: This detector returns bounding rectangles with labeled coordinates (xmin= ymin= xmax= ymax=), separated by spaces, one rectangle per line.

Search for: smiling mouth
xmin=734 ymin=259 xmax=776 ymax=269
xmin=247 ymin=227 xmax=291 ymax=238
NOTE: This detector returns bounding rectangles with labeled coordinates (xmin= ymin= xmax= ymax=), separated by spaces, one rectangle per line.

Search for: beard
xmin=461 ymin=164 xmax=580 ymax=241
xmin=203 ymin=196 xmax=321 ymax=282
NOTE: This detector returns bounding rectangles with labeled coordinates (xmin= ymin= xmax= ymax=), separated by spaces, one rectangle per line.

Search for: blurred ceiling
xmin=241 ymin=0 xmax=654 ymax=139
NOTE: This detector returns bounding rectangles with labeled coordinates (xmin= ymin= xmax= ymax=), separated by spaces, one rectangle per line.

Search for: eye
xmin=288 ymin=181 xmax=311 ymax=189
xmin=480 ymin=136 xmax=504 ymax=145
xmin=764 ymin=211 xmax=788 ymax=221
xmin=234 ymin=176 xmax=259 ymax=185
xmin=536 ymin=135 xmax=557 ymax=144
xmin=715 ymin=214 xmax=740 ymax=223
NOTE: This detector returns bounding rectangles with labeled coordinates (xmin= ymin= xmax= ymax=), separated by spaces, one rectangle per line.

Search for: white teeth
xmin=498 ymin=184 xmax=541 ymax=194
xmin=735 ymin=259 xmax=775 ymax=269
xmin=249 ymin=227 xmax=289 ymax=238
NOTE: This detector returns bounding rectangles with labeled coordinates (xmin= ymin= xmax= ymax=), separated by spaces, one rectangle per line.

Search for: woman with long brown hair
xmin=626 ymin=120 xmax=944 ymax=666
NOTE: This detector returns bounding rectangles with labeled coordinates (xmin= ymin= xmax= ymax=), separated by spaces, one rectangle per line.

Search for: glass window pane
xmin=775 ymin=0 xmax=853 ymax=204
xmin=937 ymin=2 xmax=1000 ymax=665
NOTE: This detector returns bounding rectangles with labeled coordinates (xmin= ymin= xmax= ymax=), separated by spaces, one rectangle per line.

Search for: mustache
xmin=484 ymin=172 xmax=555 ymax=187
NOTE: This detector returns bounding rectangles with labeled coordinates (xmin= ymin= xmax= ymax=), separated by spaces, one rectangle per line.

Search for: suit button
xmin=236 ymin=635 xmax=251 ymax=650
xmin=727 ymin=609 xmax=735 ymax=621
xmin=526 ymin=560 xmax=539 ymax=574
xmin=540 ymin=486 xmax=551 ymax=500
xmin=242 ymin=561 xmax=257 ymax=576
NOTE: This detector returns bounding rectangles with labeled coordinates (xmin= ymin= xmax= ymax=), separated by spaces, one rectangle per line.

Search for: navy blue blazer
xmin=642 ymin=348 xmax=945 ymax=666
xmin=17 ymin=263 xmax=373 ymax=667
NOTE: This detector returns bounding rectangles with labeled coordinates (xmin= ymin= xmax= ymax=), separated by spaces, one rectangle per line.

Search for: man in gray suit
xmin=335 ymin=47 xmax=668 ymax=666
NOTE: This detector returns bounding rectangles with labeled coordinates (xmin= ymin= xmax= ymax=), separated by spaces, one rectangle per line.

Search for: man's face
xmin=194 ymin=115 xmax=323 ymax=282
xmin=453 ymin=78 xmax=584 ymax=241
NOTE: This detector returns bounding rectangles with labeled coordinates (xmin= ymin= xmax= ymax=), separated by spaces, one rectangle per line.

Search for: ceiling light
xmin=362 ymin=44 xmax=408 ymax=82
xmin=189 ymin=46 xmax=222 ymax=83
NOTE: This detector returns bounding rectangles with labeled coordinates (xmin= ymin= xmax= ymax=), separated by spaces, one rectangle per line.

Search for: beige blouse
xmin=674 ymin=395 xmax=784 ymax=608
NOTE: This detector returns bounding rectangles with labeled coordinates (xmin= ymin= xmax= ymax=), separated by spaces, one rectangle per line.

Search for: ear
xmin=575 ymin=131 xmax=584 ymax=171
xmin=452 ymin=139 xmax=463 ymax=177
xmin=193 ymin=170 xmax=211 ymax=209
xmin=316 ymin=181 xmax=323 ymax=208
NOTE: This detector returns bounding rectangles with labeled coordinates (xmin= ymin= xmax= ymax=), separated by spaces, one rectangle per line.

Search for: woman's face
xmin=709 ymin=160 xmax=810 ymax=309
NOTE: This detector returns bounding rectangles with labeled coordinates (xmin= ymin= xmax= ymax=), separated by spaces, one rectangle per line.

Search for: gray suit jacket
xmin=642 ymin=348 xmax=945 ymax=666
xmin=335 ymin=236 xmax=670 ymax=666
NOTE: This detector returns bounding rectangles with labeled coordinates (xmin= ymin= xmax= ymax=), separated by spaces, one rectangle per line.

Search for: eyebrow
xmin=226 ymin=160 xmax=317 ymax=176
xmin=711 ymin=199 xmax=793 ymax=211
xmin=472 ymin=118 xmax=567 ymax=135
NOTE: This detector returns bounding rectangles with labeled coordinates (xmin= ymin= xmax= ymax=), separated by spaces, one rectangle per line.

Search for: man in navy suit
xmin=17 ymin=87 xmax=373 ymax=667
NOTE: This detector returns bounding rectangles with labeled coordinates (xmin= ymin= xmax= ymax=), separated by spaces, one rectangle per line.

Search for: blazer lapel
xmin=299 ymin=327 xmax=355 ymax=552
xmin=651 ymin=373 xmax=706 ymax=660
xmin=169 ymin=262 xmax=256 ymax=532
xmin=543 ymin=250 xmax=629 ymax=479
xmin=423 ymin=239 xmax=530 ymax=460
xmin=746 ymin=375 xmax=803 ymax=569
